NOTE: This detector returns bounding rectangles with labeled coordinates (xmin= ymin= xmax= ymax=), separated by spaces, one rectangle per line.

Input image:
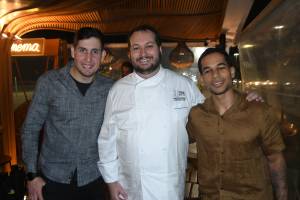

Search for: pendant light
xmin=169 ymin=42 xmax=194 ymax=69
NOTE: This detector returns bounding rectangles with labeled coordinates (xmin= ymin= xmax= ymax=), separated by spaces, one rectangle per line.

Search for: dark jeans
xmin=42 ymin=175 xmax=108 ymax=200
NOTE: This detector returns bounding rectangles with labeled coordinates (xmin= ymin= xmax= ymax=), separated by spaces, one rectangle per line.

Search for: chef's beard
xmin=132 ymin=54 xmax=161 ymax=75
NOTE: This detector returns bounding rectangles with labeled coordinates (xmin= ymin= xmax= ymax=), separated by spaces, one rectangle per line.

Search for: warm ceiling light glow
xmin=242 ymin=44 xmax=254 ymax=48
xmin=0 ymin=18 xmax=5 ymax=26
xmin=274 ymin=25 xmax=284 ymax=30
xmin=2 ymin=33 xmax=8 ymax=38
xmin=0 ymin=1 xmax=7 ymax=6
xmin=14 ymin=35 xmax=22 ymax=40
xmin=5 ymin=15 xmax=14 ymax=21
xmin=26 ymin=8 xmax=39 ymax=12
xmin=0 ymin=9 xmax=6 ymax=15
xmin=12 ymin=12 xmax=19 ymax=17
xmin=14 ymin=2 xmax=21 ymax=7
xmin=2 ymin=11 xmax=21 ymax=22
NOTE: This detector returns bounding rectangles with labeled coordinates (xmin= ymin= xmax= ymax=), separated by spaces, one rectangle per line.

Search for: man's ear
xmin=127 ymin=50 xmax=131 ymax=60
xmin=230 ymin=66 xmax=235 ymax=78
xmin=71 ymin=45 xmax=75 ymax=58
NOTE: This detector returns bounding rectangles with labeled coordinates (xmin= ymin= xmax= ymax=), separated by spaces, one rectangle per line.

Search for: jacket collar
xmin=57 ymin=61 xmax=73 ymax=81
xmin=57 ymin=61 xmax=94 ymax=97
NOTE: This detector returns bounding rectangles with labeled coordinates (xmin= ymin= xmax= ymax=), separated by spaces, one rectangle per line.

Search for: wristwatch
xmin=26 ymin=172 xmax=39 ymax=181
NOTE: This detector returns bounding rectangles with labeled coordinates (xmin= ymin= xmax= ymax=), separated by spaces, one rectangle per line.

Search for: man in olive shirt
xmin=187 ymin=48 xmax=287 ymax=200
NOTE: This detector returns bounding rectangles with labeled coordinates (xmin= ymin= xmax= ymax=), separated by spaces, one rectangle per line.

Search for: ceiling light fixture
xmin=274 ymin=25 xmax=284 ymax=30
xmin=169 ymin=42 xmax=194 ymax=69
xmin=14 ymin=35 xmax=22 ymax=40
xmin=242 ymin=44 xmax=254 ymax=49
xmin=2 ymin=33 xmax=8 ymax=38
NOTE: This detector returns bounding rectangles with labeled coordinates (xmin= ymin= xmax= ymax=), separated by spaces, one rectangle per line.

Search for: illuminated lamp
xmin=169 ymin=42 xmax=194 ymax=69
xmin=1 ymin=32 xmax=8 ymax=38
xmin=102 ymin=47 xmax=115 ymax=65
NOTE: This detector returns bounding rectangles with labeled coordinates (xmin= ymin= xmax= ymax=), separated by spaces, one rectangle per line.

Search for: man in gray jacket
xmin=22 ymin=27 xmax=113 ymax=200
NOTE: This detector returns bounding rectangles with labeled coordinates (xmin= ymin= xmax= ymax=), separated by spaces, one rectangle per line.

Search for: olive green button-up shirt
xmin=187 ymin=91 xmax=285 ymax=200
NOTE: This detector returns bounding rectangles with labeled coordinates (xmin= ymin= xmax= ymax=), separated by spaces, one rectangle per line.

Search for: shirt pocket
xmin=172 ymin=100 xmax=190 ymax=121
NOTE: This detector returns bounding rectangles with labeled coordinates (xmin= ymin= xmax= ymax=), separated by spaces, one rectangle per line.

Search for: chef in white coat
xmin=97 ymin=25 xmax=262 ymax=200
xmin=97 ymin=25 xmax=205 ymax=200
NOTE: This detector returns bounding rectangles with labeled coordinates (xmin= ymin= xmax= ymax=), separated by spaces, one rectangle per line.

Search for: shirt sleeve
xmin=260 ymin=106 xmax=285 ymax=155
xmin=186 ymin=107 xmax=196 ymax=143
xmin=190 ymin=80 xmax=205 ymax=106
xmin=97 ymin=89 xmax=119 ymax=183
xmin=21 ymin=75 xmax=50 ymax=173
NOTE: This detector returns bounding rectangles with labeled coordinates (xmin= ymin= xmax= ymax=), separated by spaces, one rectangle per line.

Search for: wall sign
xmin=11 ymin=38 xmax=45 ymax=56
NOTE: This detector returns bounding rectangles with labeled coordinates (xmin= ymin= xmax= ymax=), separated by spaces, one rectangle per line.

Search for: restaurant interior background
xmin=0 ymin=0 xmax=300 ymax=199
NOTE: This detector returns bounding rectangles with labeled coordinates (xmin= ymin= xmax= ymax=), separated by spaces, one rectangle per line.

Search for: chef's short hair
xmin=128 ymin=24 xmax=161 ymax=49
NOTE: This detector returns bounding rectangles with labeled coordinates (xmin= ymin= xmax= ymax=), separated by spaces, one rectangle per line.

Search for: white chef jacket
xmin=98 ymin=66 xmax=205 ymax=200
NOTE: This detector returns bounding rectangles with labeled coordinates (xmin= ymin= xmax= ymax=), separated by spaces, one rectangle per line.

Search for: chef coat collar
xmin=133 ymin=66 xmax=165 ymax=86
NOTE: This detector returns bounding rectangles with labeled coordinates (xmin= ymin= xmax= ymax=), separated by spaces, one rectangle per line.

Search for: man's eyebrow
xmin=132 ymin=41 xmax=155 ymax=46
xmin=202 ymin=62 xmax=227 ymax=70
xmin=217 ymin=62 xmax=228 ymax=66
xmin=78 ymin=47 xmax=100 ymax=50
xmin=202 ymin=66 xmax=211 ymax=71
xmin=145 ymin=41 xmax=155 ymax=44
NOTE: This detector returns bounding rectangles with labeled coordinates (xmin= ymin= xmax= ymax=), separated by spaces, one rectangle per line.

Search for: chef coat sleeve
xmin=97 ymin=89 xmax=119 ymax=183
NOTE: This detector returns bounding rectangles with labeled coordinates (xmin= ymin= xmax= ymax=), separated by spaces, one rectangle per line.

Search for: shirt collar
xmin=202 ymin=89 xmax=248 ymax=116
xmin=57 ymin=60 xmax=73 ymax=80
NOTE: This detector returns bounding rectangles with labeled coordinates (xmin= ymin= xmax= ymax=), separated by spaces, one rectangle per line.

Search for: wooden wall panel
xmin=0 ymin=37 xmax=17 ymax=166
